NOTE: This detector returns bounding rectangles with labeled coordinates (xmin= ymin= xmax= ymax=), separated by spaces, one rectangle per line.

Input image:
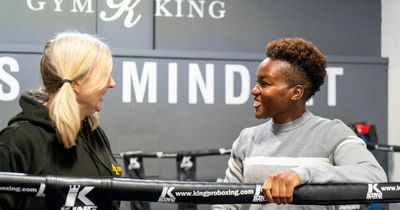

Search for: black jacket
xmin=0 ymin=92 xmax=121 ymax=210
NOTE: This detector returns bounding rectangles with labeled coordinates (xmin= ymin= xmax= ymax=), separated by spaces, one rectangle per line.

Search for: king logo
xmin=128 ymin=157 xmax=141 ymax=170
xmin=36 ymin=183 xmax=46 ymax=197
xmin=61 ymin=185 xmax=97 ymax=210
xmin=158 ymin=186 xmax=176 ymax=203
xmin=180 ymin=156 xmax=193 ymax=169
xmin=366 ymin=183 xmax=383 ymax=200
xmin=252 ymin=185 xmax=265 ymax=202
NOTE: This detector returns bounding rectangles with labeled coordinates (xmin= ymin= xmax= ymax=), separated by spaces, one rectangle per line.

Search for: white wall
xmin=382 ymin=0 xmax=400 ymax=182
xmin=382 ymin=1 xmax=400 ymax=209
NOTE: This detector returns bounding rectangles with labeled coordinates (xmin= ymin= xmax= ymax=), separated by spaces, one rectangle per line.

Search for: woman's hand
xmin=262 ymin=170 xmax=301 ymax=204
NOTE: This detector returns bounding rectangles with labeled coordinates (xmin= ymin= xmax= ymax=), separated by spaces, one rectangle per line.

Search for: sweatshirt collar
xmin=270 ymin=110 xmax=313 ymax=133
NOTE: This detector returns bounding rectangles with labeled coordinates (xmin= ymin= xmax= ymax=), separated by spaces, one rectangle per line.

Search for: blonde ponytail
xmin=48 ymin=82 xmax=81 ymax=148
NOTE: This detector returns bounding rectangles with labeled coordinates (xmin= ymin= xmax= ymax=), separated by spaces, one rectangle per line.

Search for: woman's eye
xmin=255 ymin=80 xmax=270 ymax=88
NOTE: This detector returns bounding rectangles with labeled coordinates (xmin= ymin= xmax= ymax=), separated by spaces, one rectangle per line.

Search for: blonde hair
xmin=40 ymin=32 xmax=113 ymax=149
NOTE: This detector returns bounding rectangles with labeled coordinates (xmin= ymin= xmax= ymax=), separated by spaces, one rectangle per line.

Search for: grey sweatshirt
xmin=212 ymin=110 xmax=387 ymax=210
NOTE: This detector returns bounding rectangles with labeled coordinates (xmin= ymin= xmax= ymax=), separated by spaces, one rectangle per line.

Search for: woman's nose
xmin=108 ymin=76 xmax=116 ymax=88
xmin=251 ymin=84 xmax=261 ymax=95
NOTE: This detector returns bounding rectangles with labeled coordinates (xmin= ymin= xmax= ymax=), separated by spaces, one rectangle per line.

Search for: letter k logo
xmin=64 ymin=185 xmax=95 ymax=207
xmin=160 ymin=186 xmax=175 ymax=199
xmin=368 ymin=183 xmax=382 ymax=193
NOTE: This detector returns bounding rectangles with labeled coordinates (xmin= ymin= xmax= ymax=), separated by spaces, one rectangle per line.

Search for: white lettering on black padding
xmin=158 ymin=186 xmax=176 ymax=203
xmin=366 ymin=183 xmax=383 ymax=200
xmin=61 ymin=185 xmax=97 ymax=210
xmin=180 ymin=156 xmax=193 ymax=169
xmin=128 ymin=157 xmax=141 ymax=170
xmin=252 ymin=184 xmax=265 ymax=202
xmin=35 ymin=183 xmax=46 ymax=197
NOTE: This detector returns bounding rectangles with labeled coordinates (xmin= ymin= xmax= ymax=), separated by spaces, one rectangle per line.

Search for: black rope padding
xmin=366 ymin=142 xmax=400 ymax=152
xmin=1 ymin=172 xmax=399 ymax=205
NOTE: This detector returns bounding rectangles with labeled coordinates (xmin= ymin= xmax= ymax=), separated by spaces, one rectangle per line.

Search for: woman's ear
xmin=70 ymin=80 xmax=80 ymax=94
xmin=290 ymin=85 xmax=304 ymax=101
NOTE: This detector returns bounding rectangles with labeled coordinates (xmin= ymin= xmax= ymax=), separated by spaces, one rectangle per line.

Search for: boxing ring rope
xmin=0 ymin=172 xmax=399 ymax=206
xmin=365 ymin=142 xmax=400 ymax=152
xmin=114 ymin=148 xmax=232 ymax=159
xmin=115 ymin=144 xmax=399 ymax=209
xmin=113 ymin=142 xmax=400 ymax=159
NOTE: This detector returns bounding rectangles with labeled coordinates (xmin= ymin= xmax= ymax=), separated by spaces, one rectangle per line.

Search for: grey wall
xmin=0 ymin=1 xmax=387 ymax=210
xmin=0 ymin=0 xmax=381 ymax=55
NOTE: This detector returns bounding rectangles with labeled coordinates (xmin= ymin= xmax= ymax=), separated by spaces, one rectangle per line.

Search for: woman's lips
xmin=253 ymin=100 xmax=261 ymax=107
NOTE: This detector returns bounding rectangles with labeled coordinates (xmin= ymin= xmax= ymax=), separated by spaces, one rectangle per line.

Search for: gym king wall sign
xmin=26 ymin=0 xmax=227 ymax=28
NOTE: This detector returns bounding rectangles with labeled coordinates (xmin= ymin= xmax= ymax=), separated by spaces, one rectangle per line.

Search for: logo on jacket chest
xmin=112 ymin=163 xmax=122 ymax=176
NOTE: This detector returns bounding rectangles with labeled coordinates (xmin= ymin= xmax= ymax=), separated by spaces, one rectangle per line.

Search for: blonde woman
xmin=0 ymin=32 xmax=120 ymax=210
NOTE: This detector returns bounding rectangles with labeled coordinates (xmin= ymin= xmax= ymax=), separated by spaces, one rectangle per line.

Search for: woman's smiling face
xmin=73 ymin=67 xmax=116 ymax=119
xmin=251 ymin=58 xmax=298 ymax=123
